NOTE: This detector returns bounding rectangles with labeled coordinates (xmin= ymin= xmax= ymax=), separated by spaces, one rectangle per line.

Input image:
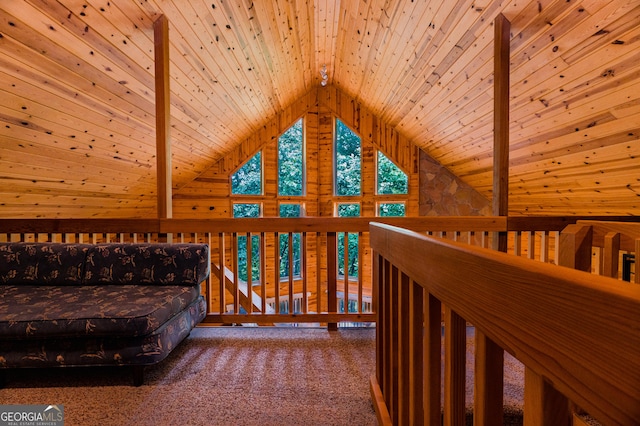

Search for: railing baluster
xmin=274 ymin=232 xmax=280 ymax=314
xmin=343 ymin=231 xmax=349 ymax=314
xmin=218 ymin=232 xmax=225 ymax=315
xmin=301 ymin=232 xmax=308 ymax=314
xmin=316 ymin=232 xmax=322 ymax=314
xmin=540 ymin=231 xmax=549 ymax=263
xmin=524 ymin=367 xmax=570 ymax=425
xmin=202 ymin=232 xmax=211 ymax=314
xmin=398 ymin=271 xmax=410 ymax=424
xmin=232 ymin=232 xmax=239 ymax=316
xmin=444 ymin=307 xmax=466 ymax=426
xmin=603 ymin=232 xmax=621 ymax=278
xmin=407 ymin=278 xmax=423 ymax=424
xmin=387 ymin=262 xmax=398 ymax=422
xmin=246 ymin=232 xmax=253 ymax=314
xmin=358 ymin=231 xmax=364 ymax=314
xmin=475 ymin=331 xmax=504 ymax=425
xmin=260 ymin=232 xmax=266 ymax=314
xmin=425 ymin=292 xmax=441 ymax=425
xmin=526 ymin=231 xmax=535 ymax=260
xmin=327 ymin=231 xmax=337 ymax=330
xmin=513 ymin=230 xmax=522 ymax=256
xmin=288 ymin=232 xmax=294 ymax=313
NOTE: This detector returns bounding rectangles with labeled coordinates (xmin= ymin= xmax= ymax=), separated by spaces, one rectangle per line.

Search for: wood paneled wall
xmin=173 ymin=86 xmax=421 ymax=219
xmin=173 ymin=85 xmax=424 ymax=303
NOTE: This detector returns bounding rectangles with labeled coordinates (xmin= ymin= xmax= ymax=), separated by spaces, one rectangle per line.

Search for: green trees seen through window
xmin=337 ymin=203 xmax=359 ymax=278
xmin=377 ymin=151 xmax=408 ymax=194
xmin=335 ymin=119 xmax=361 ymax=196
xmin=279 ymin=119 xmax=304 ymax=196
xmin=233 ymin=203 xmax=260 ymax=285
xmin=232 ymin=151 xmax=262 ymax=195
xmin=229 ymin=116 xmax=410 ymax=290
xmin=379 ymin=203 xmax=405 ymax=217
xmin=279 ymin=204 xmax=302 ymax=278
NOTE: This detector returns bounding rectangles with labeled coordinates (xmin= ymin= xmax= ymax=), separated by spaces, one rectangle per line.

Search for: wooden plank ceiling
xmin=0 ymin=0 xmax=638 ymax=218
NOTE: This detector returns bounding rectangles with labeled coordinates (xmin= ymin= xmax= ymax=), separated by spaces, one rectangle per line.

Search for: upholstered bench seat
xmin=0 ymin=242 xmax=210 ymax=385
xmin=0 ymin=284 xmax=201 ymax=339
xmin=0 ymin=296 xmax=205 ymax=369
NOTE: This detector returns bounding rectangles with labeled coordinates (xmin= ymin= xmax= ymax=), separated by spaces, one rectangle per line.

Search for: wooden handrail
xmin=0 ymin=216 xmax=506 ymax=234
xmin=2 ymin=215 xmax=637 ymax=234
xmin=506 ymin=215 xmax=639 ymax=232
xmin=370 ymin=222 xmax=640 ymax=425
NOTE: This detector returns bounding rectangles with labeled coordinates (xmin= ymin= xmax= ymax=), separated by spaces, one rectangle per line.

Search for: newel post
xmin=475 ymin=13 xmax=510 ymax=425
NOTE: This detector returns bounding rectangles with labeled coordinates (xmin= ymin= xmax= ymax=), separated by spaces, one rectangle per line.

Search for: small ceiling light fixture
xmin=320 ymin=64 xmax=328 ymax=86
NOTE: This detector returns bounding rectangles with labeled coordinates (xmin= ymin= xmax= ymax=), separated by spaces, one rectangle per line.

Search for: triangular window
xmin=231 ymin=151 xmax=262 ymax=195
xmin=377 ymin=151 xmax=407 ymax=194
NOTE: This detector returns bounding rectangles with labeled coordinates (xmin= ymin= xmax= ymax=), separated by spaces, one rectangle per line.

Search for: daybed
xmin=0 ymin=241 xmax=209 ymax=386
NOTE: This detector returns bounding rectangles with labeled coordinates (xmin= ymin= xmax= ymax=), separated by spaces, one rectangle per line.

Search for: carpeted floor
xmin=0 ymin=327 xmax=379 ymax=426
xmin=0 ymin=326 xmax=527 ymax=425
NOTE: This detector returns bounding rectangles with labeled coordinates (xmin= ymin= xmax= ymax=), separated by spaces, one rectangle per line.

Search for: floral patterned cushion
xmin=0 ymin=243 xmax=90 ymax=286
xmin=83 ymin=244 xmax=209 ymax=286
xmin=0 ymin=297 xmax=206 ymax=368
xmin=0 ymin=284 xmax=201 ymax=339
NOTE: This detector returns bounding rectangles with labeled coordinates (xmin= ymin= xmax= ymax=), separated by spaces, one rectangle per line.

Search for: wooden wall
xmin=173 ymin=85 xmax=421 ymax=219
xmin=174 ymin=85 xmax=424 ymax=312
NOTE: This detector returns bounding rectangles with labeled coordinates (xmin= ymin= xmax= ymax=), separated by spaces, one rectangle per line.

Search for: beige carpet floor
xmin=1 ymin=327 xmax=378 ymax=426
xmin=0 ymin=326 xmax=527 ymax=425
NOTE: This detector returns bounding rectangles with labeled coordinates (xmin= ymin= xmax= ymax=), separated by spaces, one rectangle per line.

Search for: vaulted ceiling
xmin=1 ymin=0 xmax=638 ymax=218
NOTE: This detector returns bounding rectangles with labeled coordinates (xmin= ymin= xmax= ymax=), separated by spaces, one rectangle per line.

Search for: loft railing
xmin=369 ymin=222 xmax=640 ymax=425
xmin=0 ymin=216 xmax=635 ymax=327
xmin=560 ymin=220 xmax=640 ymax=282
xmin=0 ymin=217 xmax=501 ymax=326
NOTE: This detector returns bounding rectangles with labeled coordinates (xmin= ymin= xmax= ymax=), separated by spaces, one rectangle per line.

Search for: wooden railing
xmin=1 ymin=216 xmax=635 ymax=328
xmin=0 ymin=217 xmax=505 ymax=326
xmin=560 ymin=220 xmax=640 ymax=282
xmin=369 ymin=222 xmax=640 ymax=425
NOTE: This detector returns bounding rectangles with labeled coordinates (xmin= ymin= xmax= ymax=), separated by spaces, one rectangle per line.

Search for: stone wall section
xmin=419 ymin=150 xmax=492 ymax=216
